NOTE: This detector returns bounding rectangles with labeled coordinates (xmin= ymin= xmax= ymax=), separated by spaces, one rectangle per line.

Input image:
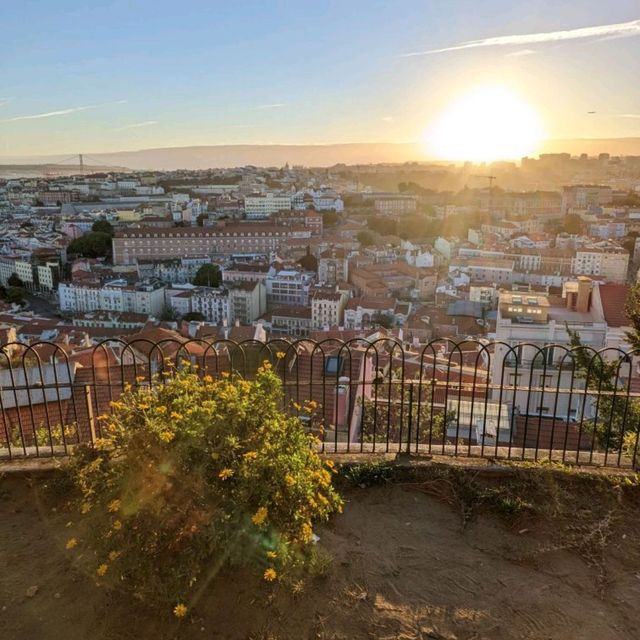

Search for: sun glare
xmin=424 ymin=86 xmax=544 ymax=162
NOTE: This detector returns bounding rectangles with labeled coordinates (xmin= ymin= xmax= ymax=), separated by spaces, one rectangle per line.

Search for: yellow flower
xmin=170 ymin=411 xmax=183 ymax=420
xmin=293 ymin=401 xmax=301 ymax=411
xmin=96 ymin=564 xmax=108 ymax=577
xmin=251 ymin=506 xmax=268 ymax=526
xmin=136 ymin=375 xmax=146 ymax=382
xmin=94 ymin=438 xmax=111 ymax=451
xmin=325 ymin=459 xmax=335 ymax=469
xmin=266 ymin=550 xmax=277 ymax=559
xmin=108 ymin=550 xmax=120 ymax=561
xmin=138 ymin=403 xmax=150 ymax=410
xmin=300 ymin=522 xmax=313 ymax=544
xmin=173 ymin=603 xmax=188 ymax=618
xmin=107 ymin=499 xmax=121 ymax=513
xmin=263 ymin=568 xmax=277 ymax=582
xmin=285 ymin=474 xmax=295 ymax=487
xmin=159 ymin=430 xmax=175 ymax=443
xmin=276 ymin=351 xmax=286 ymax=360
xmin=218 ymin=468 xmax=234 ymax=480
xmin=203 ymin=375 xmax=213 ymax=383
xmin=80 ymin=502 xmax=92 ymax=514
xmin=112 ymin=519 xmax=122 ymax=531
xmin=155 ymin=405 xmax=167 ymax=415
xmin=66 ymin=538 xmax=78 ymax=550
xmin=220 ymin=371 xmax=230 ymax=378
xmin=243 ymin=451 xmax=257 ymax=461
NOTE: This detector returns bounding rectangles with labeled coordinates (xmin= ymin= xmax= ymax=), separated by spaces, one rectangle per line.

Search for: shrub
xmin=67 ymin=362 xmax=342 ymax=612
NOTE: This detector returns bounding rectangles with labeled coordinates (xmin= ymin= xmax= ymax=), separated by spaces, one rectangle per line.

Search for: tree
xmin=568 ymin=288 xmax=640 ymax=467
xmin=0 ymin=286 xmax=25 ymax=306
xmin=357 ymin=230 xmax=375 ymax=247
xmin=159 ymin=305 xmax=179 ymax=321
xmin=374 ymin=313 xmax=393 ymax=329
xmin=7 ymin=273 xmax=24 ymax=289
xmin=298 ymin=247 xmax=318 ymax=272
xmin=91 ymin=220 xmax=114 ymax=236
xmin=368 ymin=216 xmax=397 ymax=236
xmin=182 ymin=311 xmax=207 ymax=322
xmin=360 ymin=369 xmax=454 ymax=445
xmin=322 ymin=211 xmax=339 ymax=226
xmin=561 ymin=214 xmax=583 ymax=235
xmin=192 ymin=264 xmax=221 ymax=287
xmin=67 ymin=232 xmax=112 ymax=258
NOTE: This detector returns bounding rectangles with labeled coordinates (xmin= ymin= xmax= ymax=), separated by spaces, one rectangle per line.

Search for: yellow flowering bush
xmin=67 ymin=363 xmax=342 ymax=606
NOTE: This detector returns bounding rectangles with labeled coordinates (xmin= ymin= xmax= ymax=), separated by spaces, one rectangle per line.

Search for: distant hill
xmin=0 ymin=164 xmax=128 ymax=179
xmin=3 ymin=138 xmax=640 ymax=173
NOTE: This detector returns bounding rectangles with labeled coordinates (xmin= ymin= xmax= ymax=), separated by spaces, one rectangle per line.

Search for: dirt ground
xmin=1 ymin=466 xmax=640 ymax=640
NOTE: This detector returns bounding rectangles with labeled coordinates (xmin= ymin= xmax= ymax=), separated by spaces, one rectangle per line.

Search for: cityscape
xmin=0 ymin=156 xmax=638 ymax=382
xmin=3 ymin=2 xmax=640 ymax=639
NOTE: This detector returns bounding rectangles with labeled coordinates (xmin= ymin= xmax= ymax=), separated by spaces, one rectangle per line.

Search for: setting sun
xmin=424 ymin=85 xmax=544 ymax=162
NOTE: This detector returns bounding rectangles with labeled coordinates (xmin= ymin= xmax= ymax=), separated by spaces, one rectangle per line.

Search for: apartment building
xmin=244 ymin=193 xmax=292 ymax=219
xmin=59 ymin=279 xmax=166 ymax=316
xmin=561 ymin=185 xmax=613 ymax=214
xmin=311 ymin=290 xmax=347 ymax=330
xmin=191 ymin=288 xmax=231 ymax=325
xmin=228 ymin=281 xmax=267 ymax=325
xmin=344 ymin=298 xmax=396 ymax=330
xmin=318 ymin=247 xmax=349 ymax=285
xmin=349 ymin=262 xmax=437 ymax=299
xmin=112 ymin=224 xmax=311 ymax=264
xmin=266 ymin=267 xmax=315 ymax=308
xmin=491 ymin=278 xmax=608 ymax=420
xmin=571 ymin=243 xmax=629 ymax=283
xmin=136 ymin=256 xmax=212 ymax=284
xmin=366 ymin=194 xmax=417 ymax=216
xmin=265 ymin=306 xmax=312 ymax=337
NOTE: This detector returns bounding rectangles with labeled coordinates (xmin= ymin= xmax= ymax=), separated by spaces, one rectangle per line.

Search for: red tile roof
xmin=599 ymin=284 xmax=630 ymax=328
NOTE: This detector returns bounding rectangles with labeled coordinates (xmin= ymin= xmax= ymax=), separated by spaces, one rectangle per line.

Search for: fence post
xmin=84 ymin=385 xmax=97 ymax=443
xmin=397 ymin=382 xmax=413 ymax=463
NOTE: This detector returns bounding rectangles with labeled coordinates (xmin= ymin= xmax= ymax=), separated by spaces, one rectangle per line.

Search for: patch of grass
xmin=307 ymin=546 xmax=333 ymax=579
xmin=339 ymin=460 xmax=398 ymax=487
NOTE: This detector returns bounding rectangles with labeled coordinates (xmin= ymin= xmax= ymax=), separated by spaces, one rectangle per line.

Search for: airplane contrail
xmin=402 ymin=18 xmax=640 ymax=57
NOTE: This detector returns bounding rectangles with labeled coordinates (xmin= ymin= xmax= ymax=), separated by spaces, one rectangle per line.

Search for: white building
xmin=266 ymin=267 xmax=315 ymax=307
xmin=571 ymin=243 xmax=629 ymax=283
xmin=311 ymin=291 xmax=347 ymax=330
xmin=228 ymin=281 xmax=267 ymax=325
xmin=491 ymin=278 xmax=609 ymax=421
xmin=59 ymin=279 xmax=166 ymax=316
xmin=244 ymin=193 xmax=292 ymax=220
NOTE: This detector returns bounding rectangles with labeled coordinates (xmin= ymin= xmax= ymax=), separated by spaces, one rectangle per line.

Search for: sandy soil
xmin=1 ymin=471 xmax=640 ymax=640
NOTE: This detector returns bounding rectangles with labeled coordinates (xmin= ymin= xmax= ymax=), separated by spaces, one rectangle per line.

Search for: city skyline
xmin=2 ymin=1 xmax=640 ymax=160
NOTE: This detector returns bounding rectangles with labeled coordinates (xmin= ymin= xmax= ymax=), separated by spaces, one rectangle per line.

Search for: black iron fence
xmin=1 ymin=337 xmax=639 ymax=469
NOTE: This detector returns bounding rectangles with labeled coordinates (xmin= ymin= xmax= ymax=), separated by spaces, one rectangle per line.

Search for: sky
xmin=2 ymin=0 xmax=640 ymax=158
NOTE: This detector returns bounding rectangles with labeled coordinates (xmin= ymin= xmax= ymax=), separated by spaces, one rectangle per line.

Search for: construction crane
xmin=472 ymin=174 xmax=497 ymax=214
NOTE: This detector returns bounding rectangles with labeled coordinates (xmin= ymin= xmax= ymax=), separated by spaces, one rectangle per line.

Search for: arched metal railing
xmin=0 ymin=337 xmax=638 ymax=469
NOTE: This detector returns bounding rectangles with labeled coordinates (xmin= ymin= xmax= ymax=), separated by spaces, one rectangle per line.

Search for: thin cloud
xmin=505 ymin=49 xmax=536 ymax=57
xmin=0 ymin=98 xmax=11 ymax=108
xmin=401 ymin=18 xmax=640 ymax=56
xmin=114 ymin=120 xmax=158 ymax=131
xmin=381 ymin=116 xmax=395 ymax=123
xmin=0 ymin=99 xmax=127 ymax=123
xmin=255 ymin=103 xmax=285 ymax=109
xmin=619 ymin=113 xmax=640 ymax=119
